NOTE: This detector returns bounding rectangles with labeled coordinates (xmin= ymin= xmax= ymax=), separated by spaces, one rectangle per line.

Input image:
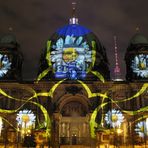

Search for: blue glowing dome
xmin=39 ymin=18 xmax=110 ymax=81
xmin=56 ymin=24 xmax=91 ymax=37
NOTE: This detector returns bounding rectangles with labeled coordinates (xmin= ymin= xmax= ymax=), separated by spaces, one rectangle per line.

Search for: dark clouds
xmin=0 ymin=0 xmax=148 ymax=80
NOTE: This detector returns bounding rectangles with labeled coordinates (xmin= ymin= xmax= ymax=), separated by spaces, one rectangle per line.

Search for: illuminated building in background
xmin=0 ymin=3 xmax=147 ymax=148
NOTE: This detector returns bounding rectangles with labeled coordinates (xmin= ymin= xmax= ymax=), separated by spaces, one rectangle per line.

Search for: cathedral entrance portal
xmin=59 ymin=99 xmax=91 ymax=146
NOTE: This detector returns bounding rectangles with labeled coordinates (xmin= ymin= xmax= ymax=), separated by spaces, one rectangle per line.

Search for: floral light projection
xmin=135 ymin=120 xmax=148 ymax=138
xmin=131 ymin=54 xmax=148 ymax=78
xmin=0 ymin=117 xmax=3 ymax=136
xmin=16 ymin=110 xmax=36 ymax=137
xmin=50 ymin=35 xmax=92 ymax=80
xmin=0 ymin=54 xmax=11 ymax=77
xmin=105 ymin=109 xmax=124 ymax=128
xmin=37 ymin=38 xmax=99 ymax=82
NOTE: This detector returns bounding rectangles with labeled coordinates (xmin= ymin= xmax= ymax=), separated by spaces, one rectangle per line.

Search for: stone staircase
xmin=60 ymin=145 xmax=92 ymax=148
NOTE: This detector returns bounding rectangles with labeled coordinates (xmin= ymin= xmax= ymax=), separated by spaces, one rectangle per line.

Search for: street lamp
xmin=116 ymin=128 xmax=123 ymax=135
xmin=146 ymin=118 xmax=148 ymax=136
xmin=0 ymin=116 xmax=3 ymax=136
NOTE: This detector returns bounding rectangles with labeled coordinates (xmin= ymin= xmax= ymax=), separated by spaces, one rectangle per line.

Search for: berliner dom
xmin=0 ymin=3 xmax=147 ymax=148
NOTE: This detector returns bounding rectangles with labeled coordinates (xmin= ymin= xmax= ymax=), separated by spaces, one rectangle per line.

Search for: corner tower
xmin=125 ymin=32 xmax=148 ymax=81
xmin=0 ymin=33 xmax=23 ymax=81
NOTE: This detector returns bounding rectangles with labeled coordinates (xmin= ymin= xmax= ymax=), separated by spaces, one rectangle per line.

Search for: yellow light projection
xmin=89 ymin=83 xmax=148 ymax=138
xmin=1 ymin=73 xmax=148 ymax=141
xmin=0 ymin=74 xmax=148 ymax=139
xmin=62 ymin=48 xmax=78 ymax=62
xmin=0 ymin=79 xmax=65 ymax=139
xmin=91 ymin=41 xmax=96 ymax=68
xmin=46 ymin=40 xmax=52 ymax=67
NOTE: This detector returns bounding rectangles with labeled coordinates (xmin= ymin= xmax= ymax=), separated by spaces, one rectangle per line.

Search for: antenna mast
xmin=113 ymin=36 xmax=122 ymax=81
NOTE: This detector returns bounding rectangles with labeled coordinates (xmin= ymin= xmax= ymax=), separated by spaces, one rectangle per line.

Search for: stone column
xmin=83 ymin=123 xmax=86 ymax=135
xmin=67 ymin=123 xmax=70 ymax=138
xmin=52 ymin=113 xmax=61 ymax=148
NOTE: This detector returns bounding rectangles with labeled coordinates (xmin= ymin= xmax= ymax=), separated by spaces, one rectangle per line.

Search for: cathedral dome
xmin=129 ymin=33 xmax=148 ymax=45
xmin=0 ymin=33 xmax=17 ymax=44
xmin=39 ymin=18 xmax=110 ymax=81
xmin=0 ymin=33 xmax=19 ymax=49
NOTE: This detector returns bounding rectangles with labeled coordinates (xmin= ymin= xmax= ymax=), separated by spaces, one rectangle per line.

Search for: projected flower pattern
xmin=51 ymin=35 xmax=92 ymax=79
xmin=0 ymin=54 xmax=11 ymax=77
xmin=135 ymin=121 xmax=148 ymax=138
xmin=16 ymin=110 xmax=36 ymax=136
xmin=131 ymin=54 xmax=148 ymax=78
xmin=105 ymin=109 xmax=124 ymax=128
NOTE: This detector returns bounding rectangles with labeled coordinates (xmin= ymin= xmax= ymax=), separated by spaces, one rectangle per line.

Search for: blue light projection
xmin=0 ymin=54 xmax=11 ymax=77
xmin=131 ymin=54 xmax=148 ymax=78
xmin=56 ymin=24 xmax=91 ymax=37
xmin=51 ymin=35 xmax=92 ymax=79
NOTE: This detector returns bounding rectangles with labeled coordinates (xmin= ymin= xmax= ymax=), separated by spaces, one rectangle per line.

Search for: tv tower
xmin=113 ymin=36 xmax=122 ymax=81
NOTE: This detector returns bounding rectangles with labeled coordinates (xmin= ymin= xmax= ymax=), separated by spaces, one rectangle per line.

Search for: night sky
xmin=0 ymin=0 xmax=148 ymax=80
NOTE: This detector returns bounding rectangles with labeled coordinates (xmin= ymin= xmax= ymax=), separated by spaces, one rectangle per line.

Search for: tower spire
xmin=8 ymin=27 xmax=13 ymax=32
xmin=69 ymin=1 xmax=78 ymax=24
xmin=113 ymin=36 xmax=122 ymax=81
xmin=72 ymin=2 xmax=76 ymax=17
xmin=136 ymin=26 xmax=140 ymax=33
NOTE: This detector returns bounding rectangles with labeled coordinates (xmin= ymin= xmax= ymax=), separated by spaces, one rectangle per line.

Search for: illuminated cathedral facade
xmin=0 ymin=9 xmax=147 ymax=148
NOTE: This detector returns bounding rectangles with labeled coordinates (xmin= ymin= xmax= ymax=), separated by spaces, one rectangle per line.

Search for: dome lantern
xmin=129 ymin=33 xmax=148 ymax=45
xmin=69 ymin=2 xmax=78 ymax=25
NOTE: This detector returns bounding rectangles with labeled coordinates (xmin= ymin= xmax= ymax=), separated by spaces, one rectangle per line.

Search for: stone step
xmin=60 ymin=145 xmax=91 ymax=148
